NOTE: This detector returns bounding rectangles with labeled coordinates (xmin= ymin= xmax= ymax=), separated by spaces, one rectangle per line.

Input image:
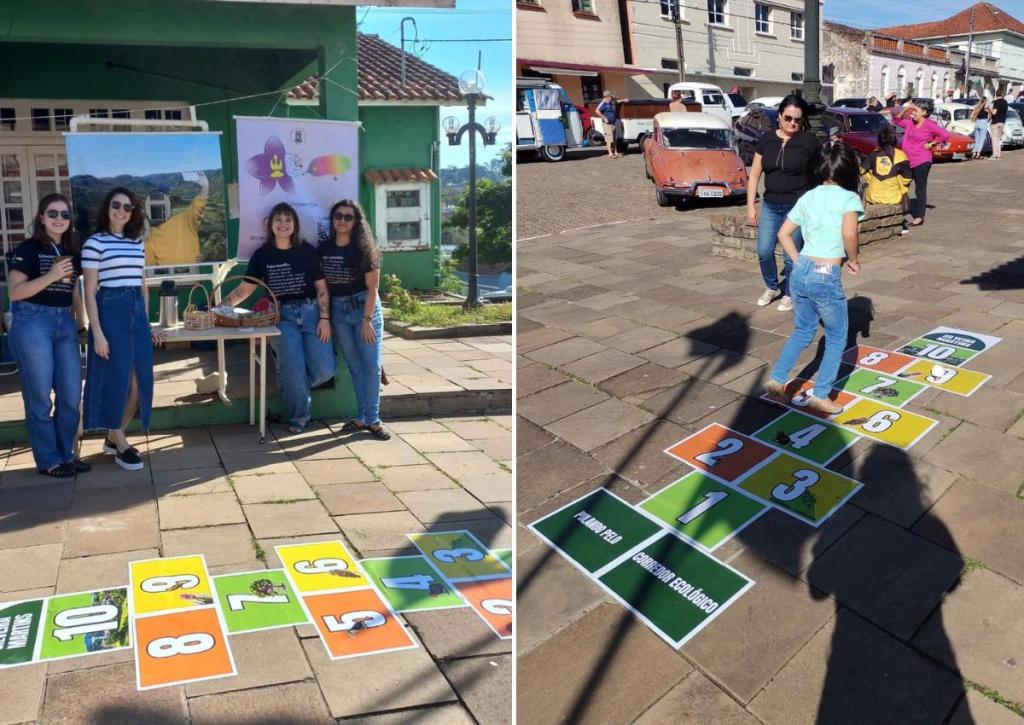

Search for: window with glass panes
xmin=708 ymin=0 xmax=726 ymax=25
xmin=755 ymin=4 xmax=770 ymax=33
xmin=791 ymin=12 xmax=804 ymax=40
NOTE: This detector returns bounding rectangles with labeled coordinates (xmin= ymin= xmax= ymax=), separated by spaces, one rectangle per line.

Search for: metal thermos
xmin=158 ymin=280 xmax=179 ymax=328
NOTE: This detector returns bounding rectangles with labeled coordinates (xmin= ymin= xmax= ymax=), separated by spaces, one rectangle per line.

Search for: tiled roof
xmin=364 ymin=168 xmax=439 ymax=184
xmin=876 ymin=3 xmax=1024 ymax=40
xmin=288 ymin=33 xmax=462 ymax=104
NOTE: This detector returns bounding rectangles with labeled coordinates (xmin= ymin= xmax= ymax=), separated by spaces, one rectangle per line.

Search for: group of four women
xmin=11 ymin=191 xmax=387 ymax=478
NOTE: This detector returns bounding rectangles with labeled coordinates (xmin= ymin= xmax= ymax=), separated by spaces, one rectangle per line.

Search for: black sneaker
xmin=104 ymin=437 xmax=139 ymax=458
xmin=115 ymin=447 xmax=144 ymax=471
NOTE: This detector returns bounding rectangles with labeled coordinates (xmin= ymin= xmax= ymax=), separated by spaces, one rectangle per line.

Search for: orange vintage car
xmin=642 ymin=112 xmax=748 ymax=207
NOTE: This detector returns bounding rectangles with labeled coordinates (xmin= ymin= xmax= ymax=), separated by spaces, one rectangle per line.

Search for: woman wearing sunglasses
xmin=319 ymin=200 xmax=389 ymax=440
xmin=746 ymin=95 xmax=818 ymax=312
xmin=7 ymin=194 xmax=89 ymax=477
xmin=81 ymin=188 xmax=162 ymax=471
xmin=221 ymin=202 xmax=334 ymax=434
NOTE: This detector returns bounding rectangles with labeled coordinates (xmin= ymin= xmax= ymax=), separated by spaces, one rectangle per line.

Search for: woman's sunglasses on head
xmin=45 ymin=210 xmax=72 ymax=220
xmin=110 ymin=201 xmax=134 ymax=212
xmin=333 ymin=212 xmax=356 ymax=222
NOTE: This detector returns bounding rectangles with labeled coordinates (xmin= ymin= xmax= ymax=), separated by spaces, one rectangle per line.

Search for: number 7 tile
xmin=664 ymin=423 xmax=777 ymax=482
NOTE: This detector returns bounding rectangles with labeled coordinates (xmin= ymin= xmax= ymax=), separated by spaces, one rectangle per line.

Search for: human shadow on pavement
xmin=960 ymin=254 xmax=1024 ymax=291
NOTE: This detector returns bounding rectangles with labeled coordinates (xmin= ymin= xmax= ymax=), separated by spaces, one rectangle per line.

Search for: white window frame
xmin=374 ymin=181 xmax=431 ymax=252
xmin=790 ymin=12 xmax=804 ymax=41
xmin=897 ymin=66 xmax=907 ymax=96
xmin=708 ymin=0 xmax=727 ymax=27
xmin=881 ymin=66 xmax=889 ymax=96
xmin=755 ymin=3 xmax=771 ymax=34
xmin=660 ymin=0 xmax=681 ymax=20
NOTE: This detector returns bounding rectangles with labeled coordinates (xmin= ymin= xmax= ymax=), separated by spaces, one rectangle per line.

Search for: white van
xmin=665 ymin=82 xmax=738 ymax=125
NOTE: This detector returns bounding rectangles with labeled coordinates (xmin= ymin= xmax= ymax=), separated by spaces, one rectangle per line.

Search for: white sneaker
xmin=777 ymin=295 xmax=794 ymax=312
xmin=757 ymin=288 xmax=780 ymax=306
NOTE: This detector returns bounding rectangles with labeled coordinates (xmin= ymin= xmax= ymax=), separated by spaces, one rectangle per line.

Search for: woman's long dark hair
xmin=264 ymin=202 xmax=300 ymax=248
xmin=95 ymin=187 xmax=145 ymax=240
xmin=29 ymin=193 xmax=79 ymax=254
xmin=876 ymin=125 xmax=898 ymax=162
xmin=777 ymin=94 xmax=810 ymax=130
xmin=327 ymin=199 xmax=381 ymax=274
xmin=806 ymin=142 xmax=860 ymax=193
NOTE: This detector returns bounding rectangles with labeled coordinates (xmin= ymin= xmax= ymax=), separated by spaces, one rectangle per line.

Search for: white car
xmin=1004 ymin=108 xmax=1024 ymax=148
xmin=932 ymin=102 xmax=978 ymax=135
xmin=665 ymin=82 xmax=735 ymax=124
xmin=737 ymin=96 xmax=785 ymax=123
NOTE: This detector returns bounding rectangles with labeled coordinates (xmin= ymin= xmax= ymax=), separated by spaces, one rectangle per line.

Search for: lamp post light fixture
xmin=442 ymin=69 xmax=499 ymax=309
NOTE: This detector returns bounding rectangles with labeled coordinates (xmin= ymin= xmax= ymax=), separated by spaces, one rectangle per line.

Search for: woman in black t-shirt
xmin=746 ymin=95 xmax=819 ymax=312
xmin=320 ymin=199 xmax=389 ymax=440
xmin=7 ymin=193 xmax=89 ymax=477
xmin=222 ymin=203 xmax=335 ymax=433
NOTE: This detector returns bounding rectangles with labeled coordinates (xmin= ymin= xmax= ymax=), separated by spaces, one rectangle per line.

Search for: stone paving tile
xmin=333 ymin=511 xmax=424 ymax=554
xmin=949 ymin=689 xmax=1024 ymax=725
xmin=635 ymin=671 xmax=760 ymax=725
xmin=377 ymin=465 xmax=456 ymax=493
xmin=748 ymin=609 xmax=963 ymax=725
xmin=185 ymin=628 xmax=312 ymax=697
xmin=915 ymin=568 xmax=1024 ymax=706
xmin=423 ymin=451 xmax=508 ymax=484
xmin=41 ymin=661 xmax=188 ymax=723
xmin=924 ymin=421 xmax=1024 ymax=495
xmin=917 ymin=385 xmax=1024 ymax=433
xmin=294 ymin=458 xmax=377 ymax=486
xmin=161 ymin=524 xmax=260 ymax=569
xmin=0 ymin=542 xmax=61 ymax=593
xmin=383 ymin=419 xmax=450 ymax=434
xmin=0 ymin=481 xmax=74 ymax=513
xmin=914 ymin=480 xmax=1024 ymax=584
xmin=340 ymin=705 xmax=476 ymax=724
xmin=399 ymin=431 xmax=477 ymax=453
xmin=158 ymin=491 xmax=245 ymax=530
xmin=188 ymin=680 xmax=333 ymax=725
xmin=344 ymin=436 xmax=428 ymax=468
xmin=517 ymin=441 xmax=607 ymax=513
xmin=638 ymin=337 xmax=719 ymax=369
xmin=65 ymin=486 xmax=159 ymax=557
xmin=436 ymin=517 xmax=513 ymax=552
xmin=316 ymin=482 xmax=404 ymax=515
xmin=397 ymin=488 xmax=496 ymax=525
xmin=518 ymin=602 xmax=692 ymax=725
xmin=0 ymin=662 xmax=45 ymax=725
xmin=602 ymin=325 xmax=679 ymax=354
xmin=404 ymin=607 xmax=512 ymax=659
xmin=640 ymin=378 xmax=740 ymax=426
xmin=517 ymin=380 xmax=610 ymax=426
xmin=244 ymin=500 xmax=338 ymax=538
xmin=517 ymin=326 xmax=574 ymax=354
xmin=561 ymin=348 xmax=647 ymax=385
xmin=597 ymin=362 xmax=689 ymax=404
xmin=301 ymin=636 xmax=457 ymax=719
xmin=439 ymin=417 xmax=508 ymax=440
xmin=545 ymin=398 xmax=656 ymax=453
xmin=588 ymin=418 xmax=690 ymax=491
xmin=524 ymin=336 xmax=607 ymax=368
xmin=146 ymin=433 xmax=222 ymax=472
xmin=805 ymin=514 xmax=964 ymax=640
xmin=440 ymin=654 xmax=512 ymax=725
xmin=0 ymin=586 xmax=52 ymax=605
xmin=152 ymin=467 xmax=232 ymax=497
xmin=56 ymin=548 xmax=159 ymax=594
xmin=469 ymin=436 xmax=512 ymax=463
xmin=229 ymin=473 xmax=315 ymax=506
xmin=678 ymin=350 xmax=767 ymax=386
xmin=0 ymin=510 xmax=66 ymax=550
xmin=572 ymin=316 xmax=639 ymax=341
xmin=221 ymin=452 xmax=300 ymax=477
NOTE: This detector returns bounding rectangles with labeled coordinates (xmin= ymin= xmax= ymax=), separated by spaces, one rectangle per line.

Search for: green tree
xmin=447 ymin=143 xmax=512 ymax=266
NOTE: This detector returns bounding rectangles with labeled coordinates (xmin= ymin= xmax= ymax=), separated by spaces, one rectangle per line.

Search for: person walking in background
xmin=893 ymin=101 xmax=950 ymax=227
xmin=320 ymin=200 xmax=390 ymax=441
xmin=8 ymin=194 xmax=89 ymax=477
xmin=746 ymin=95 xmax=819 ymax=312
xmin=989 ymin=89 xmax=1008 ymax=159
xmin=969 ymin=98 xmax=990 ymax=159
xmin=765 ymin=143 xmax=864 ymax=414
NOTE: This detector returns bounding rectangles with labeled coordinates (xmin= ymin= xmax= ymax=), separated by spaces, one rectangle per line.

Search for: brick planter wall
xmin=710 ymin=204 xmax=905 ymax=262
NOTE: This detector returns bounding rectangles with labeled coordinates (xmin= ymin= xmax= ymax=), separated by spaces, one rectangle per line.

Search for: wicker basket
xmin=211 ymin=275 xmax=280 ymax=328
xmin=183 ymin=284 xmax=215 ymax=331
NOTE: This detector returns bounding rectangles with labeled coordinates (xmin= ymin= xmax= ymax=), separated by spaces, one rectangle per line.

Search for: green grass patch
xmin=966 ymin=680 xmax=1024 ymax=717
xmin=389 ymin=302 xmax=511 ymax=328
xmin=961 ymin=556 xmax=986 ymax=575
xmin=251 ymin=539 xmax=267 ymax=563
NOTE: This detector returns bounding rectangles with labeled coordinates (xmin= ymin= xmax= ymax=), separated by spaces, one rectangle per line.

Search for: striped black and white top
xmin=81 ymin=232 xmax=145 ymax=287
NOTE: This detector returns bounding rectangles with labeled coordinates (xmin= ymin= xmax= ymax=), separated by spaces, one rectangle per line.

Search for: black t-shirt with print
xmin=245 ymin=242 xmax=323 ymax=303
xmin=8 ymin=240 xmax=79 ymax=307
xmin=318 ymin=242 xmax=375 ymax=297
xmin=991 ymin=98 xmax=1008 ymax=124
xmin=755 ymin=130 xmax=821 ymax=205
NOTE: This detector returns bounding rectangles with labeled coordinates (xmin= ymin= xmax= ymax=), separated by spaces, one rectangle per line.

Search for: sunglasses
xmin=781 ymin=114 xmax=803 ymax=124
xmin=45 ymin=210 xmax=72 ymax=220
xmin=109 ymin=201 xmax=134 ymax=212
xmin=333 ymin=212 xmax=356 ymax=222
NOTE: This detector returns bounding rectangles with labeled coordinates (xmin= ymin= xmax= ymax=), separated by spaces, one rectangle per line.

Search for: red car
xmin=573 ymin=103 xmax=594 ymax=140
xmin=825 ymin=107 xmax=972 ymax=162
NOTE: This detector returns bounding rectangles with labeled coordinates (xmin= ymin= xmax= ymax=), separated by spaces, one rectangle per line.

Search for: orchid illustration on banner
xmin=246 ymin=135 xmax=295 ymax=195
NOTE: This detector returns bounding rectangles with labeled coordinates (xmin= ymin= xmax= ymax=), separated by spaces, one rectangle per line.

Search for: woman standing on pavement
xmin=893 ymin=101 xmax=950 ymax=226
xmin=746 ymin=95 xmax=820 ymax=312
xmin=8 ymin=194 xmax=89 ymax=477
xmin=969 ymin=98 xmax=990 ymax=159
xmin=319 ymin=199 xmax=390 ymax=441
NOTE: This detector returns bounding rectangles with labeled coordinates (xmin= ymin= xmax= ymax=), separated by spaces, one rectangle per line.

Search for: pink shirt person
xmin=893 ymin=116 xmax=951 ymax=167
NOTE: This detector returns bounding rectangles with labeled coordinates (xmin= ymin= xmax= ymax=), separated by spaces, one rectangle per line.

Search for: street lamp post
xmin=443 ymin=70 xmax=500 ymax=309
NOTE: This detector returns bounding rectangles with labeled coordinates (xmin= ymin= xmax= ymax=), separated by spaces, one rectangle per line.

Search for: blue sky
xmin=826 ymin=0 xmax=1024 ymax=29
xmin=66 ymin=133 xmax=222 ymax=177
xmin=358 ymin=0 xmax=512 ymax=168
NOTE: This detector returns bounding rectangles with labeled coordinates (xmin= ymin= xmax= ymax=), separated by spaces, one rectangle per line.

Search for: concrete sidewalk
xmin=0 ymin=413 xmax=512 ymax=724
xmin=517 ymin=150 xmax=1024 ymax=723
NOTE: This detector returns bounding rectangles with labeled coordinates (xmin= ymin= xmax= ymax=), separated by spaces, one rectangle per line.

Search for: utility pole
xmin=400 ymin=17 xmax=417 ymax=89
xmin=802 ymin=0 xmax=825 ymax=141
xmin=964 ymin=5 xmax=975 ymax=97
xmin=673 ymin=0 xmax=686 ymax=82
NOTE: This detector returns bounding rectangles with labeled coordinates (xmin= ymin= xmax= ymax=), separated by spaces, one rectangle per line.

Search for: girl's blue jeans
xmin=757 ymin=200 xmax=804 ymax=294
xmin=9 ymin=302 xmax=81 ymax=470
xmin=331 ymin=292 xmax=383 ymax=426
xmin=973 ymin=119 xmax=989 ymax=153
xmin=271 ymin=299 xmax=336 ymax=429
xmin=770 ymin=256 xmax=849 ymax=399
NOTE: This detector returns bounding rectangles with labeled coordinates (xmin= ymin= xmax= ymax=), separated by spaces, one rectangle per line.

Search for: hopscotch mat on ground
xmin=530 ymin=327 xmax=999 ymax=649
xmin=0 ymin=532 xmax=512 ymax=689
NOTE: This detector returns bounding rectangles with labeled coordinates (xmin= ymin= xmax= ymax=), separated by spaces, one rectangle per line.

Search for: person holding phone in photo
xmin=7 ymin=194 xmax=89 ymax=477
xmin=82 ymin=187 xmax=164 ymax=471
xmin=319 ymin=200 xmax=389 ymax=441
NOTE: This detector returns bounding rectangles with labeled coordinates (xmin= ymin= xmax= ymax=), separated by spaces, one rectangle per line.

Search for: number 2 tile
xmin=664 ymin=424 xmax=777 ymax=482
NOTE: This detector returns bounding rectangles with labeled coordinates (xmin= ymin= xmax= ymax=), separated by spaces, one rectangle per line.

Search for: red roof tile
xmin=876 ymin=2 xmax=1024 ymax=40
xmin=364 ymin=168 xmax=439 ymax=184
xmin=288 ymin=33 xmax=462 ymax=104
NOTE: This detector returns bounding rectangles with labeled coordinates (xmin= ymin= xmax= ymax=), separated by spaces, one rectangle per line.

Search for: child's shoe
xmin=806 ymin=396 xmax=843 ymax=414
xmin=764 ymin=379 xmax=787 ymax=399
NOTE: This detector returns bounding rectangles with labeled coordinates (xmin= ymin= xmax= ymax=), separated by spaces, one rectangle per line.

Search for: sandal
xmin=287 ymin=424 xmax=306 ymax=435
xmin=73 ymin=459 xmax=92 ymax=473
xmin=340 ymin=420 xmax=366 ymax=433
xmin=39 ymin=462 xmax=76 ymax=478
xmin=367 ymin=425 xmax=391 ymax=441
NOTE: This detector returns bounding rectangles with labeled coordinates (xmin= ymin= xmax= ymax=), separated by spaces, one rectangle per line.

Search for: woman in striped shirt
xmin=81 ymin=188 xmax=163 ymax=471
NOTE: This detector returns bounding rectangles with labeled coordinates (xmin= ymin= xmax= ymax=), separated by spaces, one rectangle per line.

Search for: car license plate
xmin=952 ymin=153 xmax=965 ymax=160
xmin=698 ymin=188 xmax=725 ymax=198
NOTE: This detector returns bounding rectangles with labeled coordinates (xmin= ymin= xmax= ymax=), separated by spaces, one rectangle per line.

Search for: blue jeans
xmin=757 ymin=200 xmax=804 ymax=294
xmin=9 ymin=302 xmax=81 ymax=470
xmin=770 ymin=256 xmax=848 ymax=399
xmin=272 ymin=299 xmax=336 ymax=428
xmin=331 ymin=292 xmax=384 ymax=426
xmin=84 ymin=287 xmax=153 ymax=431
xmin=973 ymin=119 xmax=989 ymax=153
